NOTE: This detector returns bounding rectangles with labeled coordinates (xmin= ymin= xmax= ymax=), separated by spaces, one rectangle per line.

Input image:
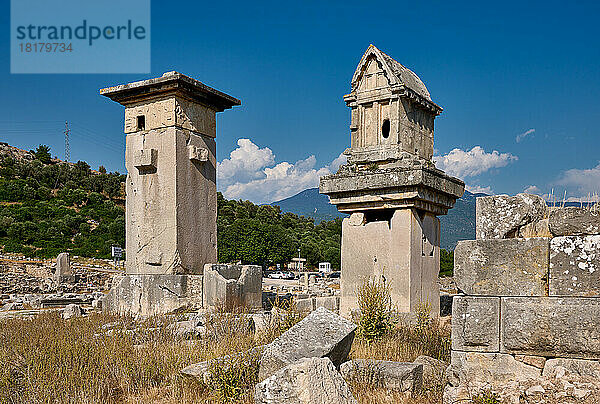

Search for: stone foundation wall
xmin=447 ymin=194 xmax=600 ymax=401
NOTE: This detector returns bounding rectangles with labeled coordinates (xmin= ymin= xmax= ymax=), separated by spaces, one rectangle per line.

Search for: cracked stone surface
xmin=476 ymin=193 xmax=548 ymax=239
xmin=549 ymin=207 xmax=600 ymax=236
xmin=255 ymin=357 xmax=357 ymax=404
xmin=451 ymin=296 xmax=500 ymax=352
xmin=550 ymin=235 xmax=600 ymax=296
xmin=258 ymin=307 xmax=356 ymax=381
xmin=454 ymin=238 xmax=549 ymax=296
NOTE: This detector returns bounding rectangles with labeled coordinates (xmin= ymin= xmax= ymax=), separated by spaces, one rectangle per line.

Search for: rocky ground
xmin=0 ymin=254 xmax=116 ymax=318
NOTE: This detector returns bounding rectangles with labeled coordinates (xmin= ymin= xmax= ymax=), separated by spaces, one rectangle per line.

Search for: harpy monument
xmin=100 ymin=72 xmax=241 ymax=316
xmin=320 ymin=45 xmax=464 ymax=316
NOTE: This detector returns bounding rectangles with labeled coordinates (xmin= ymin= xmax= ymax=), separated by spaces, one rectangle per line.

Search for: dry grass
xmin=0 ymin=311 xmax=259 ymax=404
xmin=0 ymin=302 xmax=450 ymax=404
xmin=349 ymin=313 xmax=451 ymax=404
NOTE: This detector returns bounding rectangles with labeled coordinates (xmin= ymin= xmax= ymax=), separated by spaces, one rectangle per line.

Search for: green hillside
xmin=0 ymin=144 xmax=341 ymax=269
xmin=0 ymin=145 xmax=125 ymax=258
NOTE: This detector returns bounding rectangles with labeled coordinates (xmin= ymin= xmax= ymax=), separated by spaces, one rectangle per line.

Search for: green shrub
xmin=356 ymin=277 xmax=396 ymax=343
xmin=472 ymin=390 xmax=500 ymax=404
xmin=207 ymin=350 xmax=260 ymax=402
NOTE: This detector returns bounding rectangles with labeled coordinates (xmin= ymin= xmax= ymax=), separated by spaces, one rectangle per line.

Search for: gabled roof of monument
xmin=350 ymin=45 xmax=441 ymax=113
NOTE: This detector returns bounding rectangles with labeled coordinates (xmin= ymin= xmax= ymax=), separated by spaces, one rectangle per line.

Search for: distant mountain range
xmin=272 ymin=188 xmax=484 ymax=250
xmin=271 ymin=188 xmax=348 ymax=223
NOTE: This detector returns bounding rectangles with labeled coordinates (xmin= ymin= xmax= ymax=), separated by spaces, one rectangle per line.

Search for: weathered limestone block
xmin=347 ymin=212 xmax=365 ymax=226
xmin=515 ymin=355 xmax=546 ymax=369
xmin=202 ymin=264 xmax=262 ymax=310
xmin=62 ymin=303 xmax=83 ymax=319
xmin=339 ymin=359 xmax=423 ymax=393
xmin=340 ymin=209 xmax=441 ymax=316
xmin=258 ymin=307 xmax=356 ymax=381
xmin=476 ymin=193 xmax=548 ymax=239
xmin=451 ymin=296 xmax=500 ymax=352
xmin=413 ymin=355 xmax=447 ymax=385
xmin=295 ymin=297 xmax=314 ymax=312
xmin=255 ymin=357 xmax=357 ymax=404
xmin=542 ymin=358 xmax=600 ymax=378
xmin=181 ymin=345 xmax=265 ymax=385
xmin=549 ymin=235 xmax=600 ymax=296
xmin=133 ymin=148 xmax=157 ymax=169
xmin=103 ymin=274 xmax=203 ymax=317
xmin=518 ymin=218 xmax=551 ymax=238
xmin=501 ymin=297 xmax=600 ymax=358
xmin=549 ymin=207 xmax=600 ymax=236
xmin=315 ymin=296 xmax=339 ymax=312
xmin=454 ymin=238 xmax=549 ymax=296
xmin=447 ymin=351 xmax=541 ymax=387
xmin=53 ymin=252 xmax=73 ymax=283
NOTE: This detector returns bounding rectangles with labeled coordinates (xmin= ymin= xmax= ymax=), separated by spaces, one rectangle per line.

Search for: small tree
xmin=34 ymin=145 xmax=52 ymax=164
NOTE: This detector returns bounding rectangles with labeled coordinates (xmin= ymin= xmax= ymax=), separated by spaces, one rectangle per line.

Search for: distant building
xmin=319 ymin=262 xmax=332 ymax=273
xmin=288 ymin=257 xmax=307 ymax=271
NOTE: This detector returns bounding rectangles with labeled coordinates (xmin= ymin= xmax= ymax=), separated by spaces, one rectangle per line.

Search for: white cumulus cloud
xmin=523 ymin=185 xmax=542 ymax=194
xmin=217 ymin=139 xmax=345 ymax=204
xmin=466 ymin=184 xmax=493 ymax=195
xmin=554 ymin=162 xmax=600 ymax=200
xmin=434 ymin=146 xmax=518 ymax=179
xmin=516 ymin=128 xmax=535 ymax=143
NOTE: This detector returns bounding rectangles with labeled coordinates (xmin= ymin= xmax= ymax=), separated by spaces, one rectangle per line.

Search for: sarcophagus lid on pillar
xmin=320 ymin=45 xmax=464 ymax=215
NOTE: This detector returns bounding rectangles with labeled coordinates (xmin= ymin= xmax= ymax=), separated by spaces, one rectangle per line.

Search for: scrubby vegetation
xmin=0 ymin=146 xmax=342 ymax=267
xmin=217 ymin=195 xmax=342 ymax=268
xmin=0 ymin=154 xmax=125 ymax=259
xmin=0 ymin=144 xmax=454 ymax=275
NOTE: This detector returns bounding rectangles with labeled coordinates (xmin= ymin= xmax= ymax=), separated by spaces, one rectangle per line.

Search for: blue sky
xmin=1 ymin=0 xmax=599 ymax=203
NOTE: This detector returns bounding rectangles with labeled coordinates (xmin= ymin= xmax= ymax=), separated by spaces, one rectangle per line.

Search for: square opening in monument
xmin=136 ymin=115 xmax=146 ymax=130
xmin=365 ymin=209 xmax=394 ymax=228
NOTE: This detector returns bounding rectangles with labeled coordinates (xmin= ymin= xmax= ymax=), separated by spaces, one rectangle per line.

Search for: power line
xmin=64 ymin=121 xmax=70 ymax=162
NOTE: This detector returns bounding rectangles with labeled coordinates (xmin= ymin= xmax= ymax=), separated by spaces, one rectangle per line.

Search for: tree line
xmin=0 ymin=145 xmax=453 ymax=274
xmin=0 ymin=146 xmax=341 ymax=269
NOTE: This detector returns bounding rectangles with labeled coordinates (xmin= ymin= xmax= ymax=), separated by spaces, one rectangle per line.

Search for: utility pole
xmin=64 ymin=121 xmax=70 ymax=162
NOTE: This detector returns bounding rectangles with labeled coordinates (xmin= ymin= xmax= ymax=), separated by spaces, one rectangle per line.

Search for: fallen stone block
xmin=501 ymin=297 xmax=600 ymax=359
xmin=542 ymin=358 xmax=600 ymax=379
xmin=1 ymin=302 xmax=24 ymax=311
xmin=168 ymin=320 xmax=203 ymax=339
xmin=476 ymin=193 xmax=548 ymax=239
xmin=549 ymin=235 xmax=600 ymax=296
xmin=413 ymin=355 xmax=447 ymax=385
xmin=181 ymin=345 xmax=264 ymax=385
xmin=447 ymin=351 xmax=541 ymax=387
xmin=62 ymin=303 xmax=83 ymax=319
xmin=255 ymin=357 xmax=357 ymax=404
xmin=518 ymin=218 xmax=551 ymax=238
xmin=295 ymin=297 xmax=314 ymax=312
xmin=451 ymin=296 xmax=500 ymax=352
xmin=549 ymin=207 xmax=600 ymax=236
xmin=258 ymin=306 xmax=356 ymax=381
xmin=315 ymin=296 xmax=339 ymax=312
xmin=454 ymin=238 xmax=549 ymax=296
xmin=339 ymin=359 xmax=423 ymax=393
xmin=203 ymin=264 xmax=262 ymax=310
